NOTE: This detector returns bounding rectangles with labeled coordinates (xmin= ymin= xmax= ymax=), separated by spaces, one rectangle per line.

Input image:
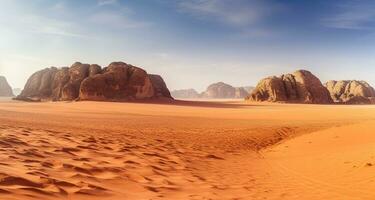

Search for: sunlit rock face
xmin=247 ymin=70 xmax=333 ymax=104
xmin=16 ymin=62 xmax=173 ymax=102
xmin=325 ymin=80 xmax=375 ymax=104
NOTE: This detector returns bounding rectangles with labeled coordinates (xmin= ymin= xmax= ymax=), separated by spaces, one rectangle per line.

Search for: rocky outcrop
xmin=201 ymin=82 xmax=234 ymax=98
xmin=247 ymin=70 xmax=332 ymax=104
xmin=172 ymin=83 xmax=250 ymax=99
xmin=234 ymin=87 xmax=249 ymax=99
xmin=149 ymin=74 xmax=172 ymax=99
xmin=16 ymin=62 xmax=173 ymax=102
xmin=201 ymin=82 xmax=249 ymax=99
xmin=0 ymin=76 xmax=14 ymax=97
xmin=171 ymin=89 xmax=200 ymax=99
xmin=243 ymin=86 xmax=255 ymax=93
xmin=325 ymin=80 xmax=375 ymax=104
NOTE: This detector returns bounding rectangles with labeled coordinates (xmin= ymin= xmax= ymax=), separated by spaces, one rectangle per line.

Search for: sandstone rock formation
xmin=325 ymin=80 xmax=375 ymax=104
xmin=149 ymin=74 xmax=172 ymax=99
xmin=171 ymin=89 xmax=200 ymax=99
xmin=201 ymin=82 xmax=249 ymax=99
xmin=16 ymin=62 xmax=173 ymax=102
xmin=243 ymin=86 xmax=255 ymax=93
xmin=201 ymin=82 xmax=234 ymax=98
xmin=247 ymin=70 xmax=332 ymax=104
xmin=0 ymin=76 xmax=14 ymax=97
xmin=234 ymin=87 xmax=249 ymax=99
xmin=172 ymin=83 xmax=250 ymax=99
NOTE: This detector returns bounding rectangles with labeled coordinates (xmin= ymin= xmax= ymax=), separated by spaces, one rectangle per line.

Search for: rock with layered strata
xmin=16 ymin=62 xmax=172 ymax=101
xmin=325 ymin=80 xmax=375 ymax=104
xmin=247 ymin=70 xmax=332 ymax=104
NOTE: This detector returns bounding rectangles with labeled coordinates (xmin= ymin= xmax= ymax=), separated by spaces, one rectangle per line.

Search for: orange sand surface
xmin=0 ymin=98 xmax=375 ymax=199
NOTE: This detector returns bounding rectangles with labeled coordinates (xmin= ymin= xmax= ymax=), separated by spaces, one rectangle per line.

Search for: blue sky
xmin=1 ymin=0 xmax=375 ymax=91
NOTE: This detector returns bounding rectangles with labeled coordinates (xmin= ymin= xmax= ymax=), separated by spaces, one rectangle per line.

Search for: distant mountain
xmin=0 ymin=76 xmax=14 ymax=97
xmin=243 ymin=86 xmax=255 ymax=93
xmin=200 ymin=82 xmax=250 ymax=99
xmin=172 ymin=82 xmax=253 ymax=99
xmin=171 ymin=89 xmax=200 ymax=99
xmin=12 ymin=88 xmax=22 ymax=96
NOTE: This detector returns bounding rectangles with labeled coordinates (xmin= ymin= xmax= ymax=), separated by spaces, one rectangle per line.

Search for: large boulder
xmin=171 ymin=89 xmax=200 ymax=99
xmin=247 ymin=70 xmax=332 ymax=104
xmin=16 ymin=61 xmax=173 ymax=102
xmin=325 ymin=80 xmax=375 ymax=104
xmin=0 ymin=76 xmax=14 ymax=97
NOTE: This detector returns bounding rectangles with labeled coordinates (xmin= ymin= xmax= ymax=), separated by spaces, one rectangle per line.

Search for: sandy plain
xmin=0 ymin=97 xmax=375 ymax=199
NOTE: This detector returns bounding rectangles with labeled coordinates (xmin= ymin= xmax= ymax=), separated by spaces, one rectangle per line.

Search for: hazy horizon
xmin=1 ymin=0 xmax=375 ymax=92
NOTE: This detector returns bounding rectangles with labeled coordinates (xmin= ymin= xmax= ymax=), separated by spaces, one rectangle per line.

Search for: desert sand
xmin=0 ymin=97 xmax=375 ymax=199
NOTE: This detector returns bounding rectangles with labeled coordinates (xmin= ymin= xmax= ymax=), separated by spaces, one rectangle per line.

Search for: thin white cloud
xmin=90 ymin=11 xmax=151 ymax=29
xmin=18 ymin=14 xmax=86 ymax=38
xmin=322 ymin=2 xmax=375 ymax=30
xmin=178 ymin=0 xmax=280 ymax=27
xmin=97 ymin=0 xmax=118 ymax=6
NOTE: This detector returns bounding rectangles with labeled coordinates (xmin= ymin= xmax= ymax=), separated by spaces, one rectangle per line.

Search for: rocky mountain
xmin=247 ymin=70 xmax=332 ymax=104
xmin=16 ymin=62 xmax=172 ymax=102
xmin=172 ymin=83 xmax=251 ymax=99
xmin=200 ymin=82 xmax=235 ymax=98
xmin=0 ymin=76 xmax=14 ymax=97
xmin=200 ymin=82 xmax=249 ymax=99
xmin=325 ymin=80 xmax=375 ymax=104
xmin=234 ymin=87 xmax=249 ymax=99
xmin=171 ymin=89 xmax=200 ymax=99
xmin=243 ymin=86 xmax=255 ymax=93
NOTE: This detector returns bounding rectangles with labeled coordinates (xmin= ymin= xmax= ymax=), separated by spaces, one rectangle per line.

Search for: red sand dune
xmin=0 ymin=98 xmax=375 ymax=199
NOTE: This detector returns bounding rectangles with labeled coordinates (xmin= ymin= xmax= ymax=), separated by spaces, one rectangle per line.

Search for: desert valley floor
xmin=0 ymin=98 xmax=375 ymax=200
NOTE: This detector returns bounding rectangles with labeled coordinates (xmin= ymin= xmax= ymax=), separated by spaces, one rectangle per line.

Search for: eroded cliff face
xmin=16 ymin=62 xmax=172 ymax=102
xmin=0 ymin=76 xmax=14 ymax=97
xmin=247 ymin=70 xmax=332 ymax=104
xmin=325 ymin=80 xmax=375 ymax=104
